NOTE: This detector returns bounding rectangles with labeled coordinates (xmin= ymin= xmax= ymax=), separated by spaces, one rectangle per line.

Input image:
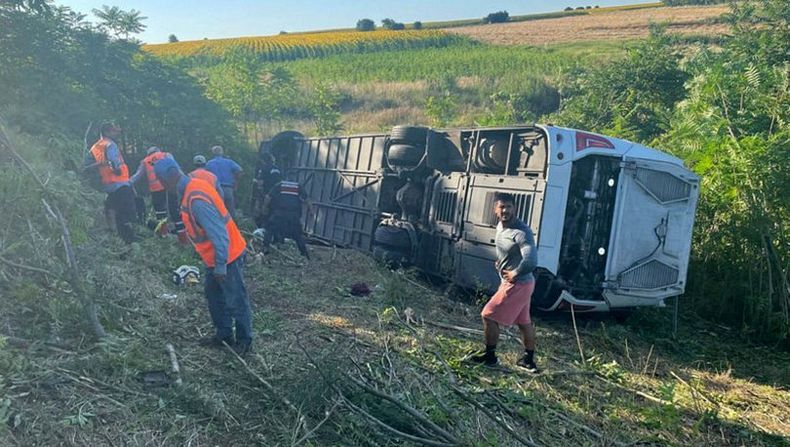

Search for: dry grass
xmin=449 ymin=5 xmax=730 ymax=46
xmin=2 ymin=237 xmax=788 ymax=446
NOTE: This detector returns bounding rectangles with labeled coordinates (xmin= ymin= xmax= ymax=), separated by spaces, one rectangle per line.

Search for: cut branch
xmin=0 ymin=255 xmax=53 ymax=277
xmin=345 ymin=374 xmax=458 ymax=444
xmin=223 ymin=341 xmax=305 ymax=428
xmin=165 ymin=343 xmax=183 ymax=387
xmin=450 ymin=385 xmax=541 ymax=447
xmin=339 ymin=393 xmax=456 ymax=447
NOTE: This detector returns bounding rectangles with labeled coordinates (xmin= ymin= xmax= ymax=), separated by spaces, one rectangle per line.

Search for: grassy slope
xmin=2 ymin=240 xmax=788 ymax=445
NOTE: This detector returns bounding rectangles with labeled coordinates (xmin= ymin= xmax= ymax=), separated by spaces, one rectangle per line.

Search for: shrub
xmin=413 ymin=21 xmax=422 ymax=30
xmin=168 ymin=34 xmax=178 ymax=43
xmin=356 ymin=18 xmax=375 ymax=32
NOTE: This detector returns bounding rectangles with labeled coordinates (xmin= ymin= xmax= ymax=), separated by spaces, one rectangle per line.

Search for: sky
xmin=58 ymin=0 xmax=656 ymax=44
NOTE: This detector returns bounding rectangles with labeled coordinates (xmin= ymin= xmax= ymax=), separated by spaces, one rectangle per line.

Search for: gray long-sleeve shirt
xmin=178 ymin=175 xmax=230 ymax=275
xmin=495 ymin=219 xmax=538 ymax=283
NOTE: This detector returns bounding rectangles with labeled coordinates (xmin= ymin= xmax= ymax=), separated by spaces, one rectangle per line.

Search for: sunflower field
xmin=143 ymin=29 xmax=468 ymax=63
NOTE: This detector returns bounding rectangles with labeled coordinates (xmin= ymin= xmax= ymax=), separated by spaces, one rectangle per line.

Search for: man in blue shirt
xmin=205 ymin=145 xmax=242 ymax=218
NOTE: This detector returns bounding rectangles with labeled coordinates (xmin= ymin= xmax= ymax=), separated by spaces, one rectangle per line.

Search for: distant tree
xmin=92 ymin=5 xmax=147 ymax=39
xmin=279 ymin=30 xmax=287 ymax=34
xmin=168 ymin=34 xmax=178 ymax=43
xmin=413 ymin=21 xmax=423 ymax=30
xmin=356 ymin=18 xmax=375 ymax=32
xmin=483 ymin=11 xmax=509 ymax=24
xmin=381 ymin=18 xmax=405 ymax=30
xmin=594 ymin=5 xmax=600 ymax=8
xmin=575 ymin=6 xmax=585 ymax=10
xmin=564 ymin=6 xmax=573 ymax=11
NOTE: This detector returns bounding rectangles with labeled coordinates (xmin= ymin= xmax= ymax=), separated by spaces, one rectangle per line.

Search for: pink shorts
xmin=481 ymin=281 xmax=535 ymax=326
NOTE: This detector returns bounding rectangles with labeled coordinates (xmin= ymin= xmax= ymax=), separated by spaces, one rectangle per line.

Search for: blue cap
xmin=153 ymin=157 xmax=182 ymax=181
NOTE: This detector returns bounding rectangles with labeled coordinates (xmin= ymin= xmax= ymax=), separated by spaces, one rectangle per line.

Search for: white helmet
xmin=172 ymin=265 xmax=200 ymax=285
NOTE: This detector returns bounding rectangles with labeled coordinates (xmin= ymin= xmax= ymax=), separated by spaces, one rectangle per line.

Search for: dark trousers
xmin=264 ymin=213 xmax=309 ymax=259
xmin=205 ymin=255 xmax=252 ymax=344
xmin=106 ymin=185 xmax=137 ymax=243
xmin=221 ymin=186 xmax=236 ymax=218
xmin=151 ymin=189 xmax=184 ymax=231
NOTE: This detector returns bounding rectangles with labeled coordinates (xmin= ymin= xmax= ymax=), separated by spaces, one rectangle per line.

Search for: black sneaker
xmin=516 ymin=356 xmax=539 ymax=373
xmin=198 ymin=336 xmax=234 ymax=349
xmin=466 ymin=351 xmax=499 ymax=367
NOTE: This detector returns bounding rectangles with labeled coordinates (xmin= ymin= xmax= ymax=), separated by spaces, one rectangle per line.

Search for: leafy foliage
xmin=0 ymin=5 xmax=240 ymax=162
xmin=309 ymin=82 xmax=344 ymax=135
xmin=552 ymin=0 xmax=788 ymax=344
xmin=91 ymin=5 xmax=147 ymax=39
xmin=659 ymin=0 xmax=789 ymax=343
xmin=356 ymin=18 xmax=375 ymax=32
xmin=483 ymin=11 xmax=510 ymax=24
xmin=550 ymin=26 xmax=689 ymax=142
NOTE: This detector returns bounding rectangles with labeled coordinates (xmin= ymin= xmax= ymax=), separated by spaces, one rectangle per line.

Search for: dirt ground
xmin=449 ymin=6 xmax=731 ymax=46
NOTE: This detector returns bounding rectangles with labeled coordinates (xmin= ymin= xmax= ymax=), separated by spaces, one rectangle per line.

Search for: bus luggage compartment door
xmin=605 ymin=157 xmax=699 ymax=305
xmin=455 ymin=174 xmax=545 ymax=293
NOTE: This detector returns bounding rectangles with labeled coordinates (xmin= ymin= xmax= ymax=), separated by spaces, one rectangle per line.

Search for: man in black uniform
xmin=261 ymin=174 xmax=310 ymax=260
xmin=252 ymin=152 xmax=281 ymax=228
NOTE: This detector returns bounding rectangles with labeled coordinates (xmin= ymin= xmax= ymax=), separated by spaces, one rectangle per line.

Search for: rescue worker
xmin=130 ymin=146 xmax=185 ymax=239
xmin=84 ymin=122 xmax=137 ymax=243
xmin=153 ymin=157 xmax=253 ymax=355
xmin=190 ymin=155 xmax=224 ymax=196
xmin=468 ymin=192 xmax=539 ymax=372
xmin=261 ymin=173 xmax=310 ymax=259
xmin=252 ymin=152 xmax=281 ymax=228
xmin=205 ymin=145 xmax=242 ymax=218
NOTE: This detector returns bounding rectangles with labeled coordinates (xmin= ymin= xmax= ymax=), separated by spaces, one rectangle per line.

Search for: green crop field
xmin=280 ymin=41 xmax=629 ymax=85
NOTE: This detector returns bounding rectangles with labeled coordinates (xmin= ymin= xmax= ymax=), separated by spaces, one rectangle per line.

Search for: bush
xmin=356 ymin=18 xmax=375 ymax=32
xmin=413 ymin=21 xmax=423 ymax=30
xmin=564 ymin=7 xmax=573 ymax=11
xmin=550 ymin=28 xmax=688 ymax=142
xmin=168 ymin=34 xmax=178 ymax=43
xmin=483 ymin=11 xmax=509 ymax=24
xmin=381 ymin=18 xmax=405 ymax=30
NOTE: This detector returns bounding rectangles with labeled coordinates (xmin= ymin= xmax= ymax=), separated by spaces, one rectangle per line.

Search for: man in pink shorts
xmin=469 ymin=193 xmax=539 ymax=372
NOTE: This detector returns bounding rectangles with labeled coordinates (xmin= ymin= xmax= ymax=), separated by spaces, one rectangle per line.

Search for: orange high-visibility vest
xmin=189 ymin=168 xmax=219 ymax=189
xmin=89 ymin=137 xmax=129 ymax=186
xmin=180 ymin=177 xmax=246 ymax=268
xmin=142 ymin=151 xmax=168 ymax=192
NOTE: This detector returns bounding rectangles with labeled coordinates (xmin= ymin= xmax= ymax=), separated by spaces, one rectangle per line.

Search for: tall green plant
xmin=661 ymin=0 xmax=789 ymax=343
xmin=551 ymin=26 xmax=689 ymax=142
xmin=309 ymin=82 xmax=343 ymax=136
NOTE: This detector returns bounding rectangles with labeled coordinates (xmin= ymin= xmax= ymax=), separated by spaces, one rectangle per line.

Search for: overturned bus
xmin=261 ymin=124 xmax=699 ymax=312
